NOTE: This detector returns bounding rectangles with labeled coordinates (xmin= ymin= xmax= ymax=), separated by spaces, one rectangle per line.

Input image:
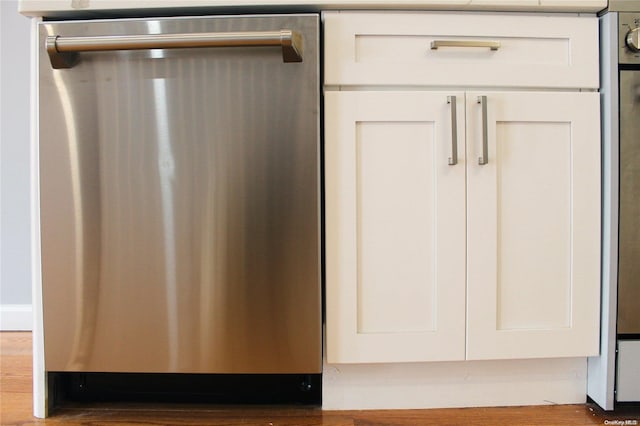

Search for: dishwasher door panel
xmin=38 ymin=15 xmax=320 ymax=373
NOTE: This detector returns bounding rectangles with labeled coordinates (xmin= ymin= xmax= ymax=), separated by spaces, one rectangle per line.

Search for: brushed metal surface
xmin=430 ymin=40 xmax=500 ymax=50
xmin=608 ymin=1 xmax=640 ymax=12
xmin=619 ymin=13 xmax=640 ymax=64
xmin=46 ymin=29 xmax=304 ymax=68
xmin=38 ymin=14 xmax=321 ymax=373
xmin=618 ymin=70 xmax=640 ymax=335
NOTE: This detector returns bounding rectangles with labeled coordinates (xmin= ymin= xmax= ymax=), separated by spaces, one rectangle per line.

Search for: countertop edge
xmin=18 ymin=0 xmax=608 ymax=18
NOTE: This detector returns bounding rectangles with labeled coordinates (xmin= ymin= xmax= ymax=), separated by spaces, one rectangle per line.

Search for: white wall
xmin=0 ymin=0 xmax=33 ymax=330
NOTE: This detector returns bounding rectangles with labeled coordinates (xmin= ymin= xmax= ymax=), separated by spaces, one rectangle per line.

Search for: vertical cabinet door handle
xmin=447 ymin=95 xmax=458 ymax=166
xmin=477 ymin=96 xmax=489 ymax=165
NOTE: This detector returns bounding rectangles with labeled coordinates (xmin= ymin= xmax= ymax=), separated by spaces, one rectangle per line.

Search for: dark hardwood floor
xmin=2 ymin=332 xmax=638 ymax=425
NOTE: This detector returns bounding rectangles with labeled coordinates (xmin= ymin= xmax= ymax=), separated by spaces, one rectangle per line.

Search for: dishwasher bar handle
xmin=46 ymin=30 xmax=304 ymax=69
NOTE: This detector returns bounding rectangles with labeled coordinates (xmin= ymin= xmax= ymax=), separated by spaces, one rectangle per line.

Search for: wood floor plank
xmin=346 ymin=406 xmax=604 ymax=425
xmin=1 ymin=332 xmax=639 ymax=426
xmin=1 ymin=356 xmax=32 ymax=376
xmin=0 ymin=373 xmax=32 ymax=393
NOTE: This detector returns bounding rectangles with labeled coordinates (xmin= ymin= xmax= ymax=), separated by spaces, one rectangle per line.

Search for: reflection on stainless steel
xmin=39 ymin=15 xmax=321 ymax=374
xmin=152 ymin=77 xmax=179 ymax=370
xmin=618 ymin=71 xmax=640 ymax=335
xmin=50 ymin=65 xmax=93 ymax=371
xmin=46 ymin=29 xmax=304 ymax=69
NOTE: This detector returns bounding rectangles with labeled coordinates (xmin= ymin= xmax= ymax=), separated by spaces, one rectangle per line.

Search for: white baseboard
xmin=323 ymin=357 xmax=588 ymax=409
xmin=0 ymin=304 xmax=33 ymax=330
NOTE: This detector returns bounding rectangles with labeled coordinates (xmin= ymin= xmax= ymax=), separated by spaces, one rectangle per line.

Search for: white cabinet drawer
xmin=324 ymin=12 xmax=599 ymax=88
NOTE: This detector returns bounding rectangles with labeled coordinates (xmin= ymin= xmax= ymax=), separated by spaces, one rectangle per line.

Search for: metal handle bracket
xmin=46 ymin=29 xmax=304 ymax=69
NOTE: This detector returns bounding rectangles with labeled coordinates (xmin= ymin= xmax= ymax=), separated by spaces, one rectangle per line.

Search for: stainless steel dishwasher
xmin=38 ymin=14 xmax=321 ymax=403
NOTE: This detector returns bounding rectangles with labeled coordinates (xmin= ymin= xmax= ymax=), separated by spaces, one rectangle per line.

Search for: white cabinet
xmin=325 ymin=12 xmax=601 ymax=364
xmin=465 ymin=91 xmax=600 ymax=360
xmin=326 ymin=90 xmax=600 ymax=363
xmin=325 ymin=91 xmax=467 ymax=363
xmin=324 ymin=12 xmax=599 ymax=88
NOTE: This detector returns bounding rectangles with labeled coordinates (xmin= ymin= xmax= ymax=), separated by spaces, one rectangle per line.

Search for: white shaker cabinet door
xmin=465 ymin=91 xmax=601 ymax=360
xmin=325 ymin=91 xmax=466 ymax=363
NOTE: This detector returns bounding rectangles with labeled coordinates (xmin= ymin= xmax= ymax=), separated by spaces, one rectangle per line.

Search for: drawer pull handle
xmin=447 ymin=96 xmax=458 ymax=166
xmin=477 ymin=96 xmax=489 ymax=166
xmin=431 ymin=40 xmax=501 ymax=51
